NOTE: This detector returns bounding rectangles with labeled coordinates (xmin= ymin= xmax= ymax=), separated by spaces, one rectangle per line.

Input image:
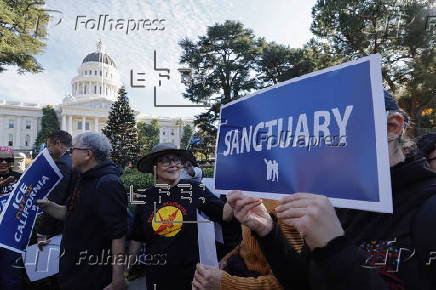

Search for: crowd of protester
xmin=0 ymin=90 xmax=435 ymax=290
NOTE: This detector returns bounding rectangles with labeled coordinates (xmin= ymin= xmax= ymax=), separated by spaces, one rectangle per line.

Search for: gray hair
xmin=73 ymin=132 xmax=112 ymax=161
xmin=387 ymin=109 xmax=416 ymax=156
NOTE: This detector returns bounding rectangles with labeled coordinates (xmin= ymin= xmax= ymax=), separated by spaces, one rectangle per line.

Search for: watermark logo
xmin=75 ymin=15 xmax=165 ymax=34
xmin=130 ymin=50 xmax=210 ymax=108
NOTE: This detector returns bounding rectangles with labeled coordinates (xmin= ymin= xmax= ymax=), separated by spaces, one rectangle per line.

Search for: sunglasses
xmin=157 ymin=156 xmax=182 ymax=167
xmin=428 ymin=157 xmax=436 ymax=162
xmin=0 ymin=157 xmax=14 ymax=163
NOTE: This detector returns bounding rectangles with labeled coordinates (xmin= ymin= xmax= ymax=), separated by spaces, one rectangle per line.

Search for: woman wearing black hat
xmin=128 ymin=143 xmax=233 ymax=290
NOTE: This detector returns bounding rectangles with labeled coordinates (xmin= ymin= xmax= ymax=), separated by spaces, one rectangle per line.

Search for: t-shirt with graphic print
xmin=130 ymin=179 xmax=225 ymax=289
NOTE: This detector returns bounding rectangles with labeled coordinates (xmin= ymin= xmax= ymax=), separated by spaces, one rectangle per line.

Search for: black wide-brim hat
xmin=137 ymin=143 xmax=196 ymax=173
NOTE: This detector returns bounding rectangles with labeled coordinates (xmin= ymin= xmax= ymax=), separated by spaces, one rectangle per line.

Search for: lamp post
xmin=178 ymin=67 xmax=211 ymax=107
xmin=177 ymin=68 xmax=192 ymax=85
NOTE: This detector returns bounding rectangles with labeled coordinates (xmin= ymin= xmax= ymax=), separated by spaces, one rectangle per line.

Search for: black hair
xmin=47 ymin=130 xmax=72 ymax=147
xmin=417 ymin=133 xmax=436 ymax=158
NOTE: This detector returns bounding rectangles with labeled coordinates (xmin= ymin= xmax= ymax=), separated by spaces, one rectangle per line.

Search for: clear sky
xmin=0 ymin=0 xmax=316 ymax=118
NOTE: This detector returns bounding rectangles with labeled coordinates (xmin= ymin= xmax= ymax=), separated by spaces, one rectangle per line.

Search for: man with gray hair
xmin=38 ymin=132 xmax=128 ymax=290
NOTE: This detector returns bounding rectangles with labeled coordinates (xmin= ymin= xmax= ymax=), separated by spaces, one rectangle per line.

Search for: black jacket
xmin=256 ymin=158 xmax=436 ymax=290
xmin=59 ymin=159 xmax=128 ymax=290
xmin=38 ymin=153 xmax=73 ymax=237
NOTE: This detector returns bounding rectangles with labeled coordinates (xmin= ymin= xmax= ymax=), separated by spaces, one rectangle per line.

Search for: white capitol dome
xmin=64 ymin=40 xmax=121 ymax=104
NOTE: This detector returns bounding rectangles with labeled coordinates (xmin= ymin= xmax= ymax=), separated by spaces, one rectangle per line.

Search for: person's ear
xmin=85 ymin=150 xmax=92 ymax=161
xmin=387 ymin=112 xmax=405 ymax=141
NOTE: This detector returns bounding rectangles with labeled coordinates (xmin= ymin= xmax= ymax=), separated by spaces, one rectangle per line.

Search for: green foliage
xmin=179 ymin=20 xmax=261 ymax=106
xmin=0 ymin=0 xmax=49 ymax=73
xmin=256 ymin=41 xmax=316 ymax=86
xmin=303 ymin=38 xmax=346 ymax=70
xmin=137 ymin=119 xmax=160 ymax=154
xmin=120 ymin=167 xmax=154 ymax=191
xmin=102 ymin=87 xmax=141 ymax=168
xmin=33 ymin=105 xmax=60 ymax=152
xmin=202 ymin=167 xmax=214 ymax=178
xmin=310 ymin=0 xmax=435 ymax=131
xmin=180 ymin=124 xmax=193 ymax=149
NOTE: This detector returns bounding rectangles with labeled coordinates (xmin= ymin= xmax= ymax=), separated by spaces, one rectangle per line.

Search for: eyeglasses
xmin=157 ymin=156 xmax=182 ymax=167
xmin=428 ymin=157 xmax=436 ymax=162
xmin=68 ymin=147 xmax=93 ymax=154
xmin=0 ymin=158 xmax=14 ymax=163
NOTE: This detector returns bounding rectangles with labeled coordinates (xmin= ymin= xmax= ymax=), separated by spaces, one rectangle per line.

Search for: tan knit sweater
xmin=220 ymin=199 xmax=304 ymax=290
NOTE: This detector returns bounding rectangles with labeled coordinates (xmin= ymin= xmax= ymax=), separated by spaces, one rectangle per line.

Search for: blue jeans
xmin=0 ymin=247 xmax=25 ymax=290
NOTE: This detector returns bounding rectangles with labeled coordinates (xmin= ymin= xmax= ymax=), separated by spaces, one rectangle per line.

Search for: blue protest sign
xmin=0 ymin=149 xmax=63 ymax=253
xmin=0 ymin=193 xmax=10 ymax=214
xmin=214 ymin=54 xmax=392 ymax=213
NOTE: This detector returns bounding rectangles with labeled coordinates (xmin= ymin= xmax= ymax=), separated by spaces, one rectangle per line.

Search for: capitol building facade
xmin=0 ymin=41 xmax=192 ymax=156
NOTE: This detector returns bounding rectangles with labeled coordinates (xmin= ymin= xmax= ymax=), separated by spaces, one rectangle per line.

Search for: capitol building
xmin=0 ymin=41 xmax=193 ymax=157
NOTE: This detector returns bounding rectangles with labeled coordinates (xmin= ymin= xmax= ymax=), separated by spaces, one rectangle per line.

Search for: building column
xmin=62 ymin=114 xmax=67 ymax=131
xmin=68 ymin=115 xmax=73 ymax=134
xmin=94 ymin=117 xmax=99 ymax=132
xmin=16 ymin=117 xmax=21 ymax=149
xmin=82 ymin=116 xmax=86 ymax=132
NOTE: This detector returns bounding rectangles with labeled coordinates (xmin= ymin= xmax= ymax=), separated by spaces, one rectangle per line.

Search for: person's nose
xmin=168 ymin=160 xmax=181 ymax=168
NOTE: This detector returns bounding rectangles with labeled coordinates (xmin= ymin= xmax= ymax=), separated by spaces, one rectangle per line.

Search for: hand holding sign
xmin=276 ymin=193 xmax=344 ymax=249
xmin=227 ymin=191 xmax=273 ymax=237
xmin=36 ymin=198 xmax=52 ymax=211
xmin=0 ymin=176 xmax=16 ymax=188
xmin=36 ymin=235 xmax=50 ymax=251
xmin=36 ymin=199 xmax=66 ymax=221
xmin=192 ymin=263 xmax=221 ymax=290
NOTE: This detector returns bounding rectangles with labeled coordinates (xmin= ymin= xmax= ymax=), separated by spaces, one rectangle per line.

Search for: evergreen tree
xmin=0 ymin=0 xmax=49 ymax=73
xmin=256 ymin=41 xmax=315 ymax=86
xmin=34 ymin=105 xmax=59 ymax=153
xmin=102 ymin=87 xmax=140 ymax=168
xmin=180 ymin=124 xmax=193 ymax=149
xmin=179 ymin=20 xmax=262 ymax=139
xmin=137 ymin=119 xmax=160 ymax=154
